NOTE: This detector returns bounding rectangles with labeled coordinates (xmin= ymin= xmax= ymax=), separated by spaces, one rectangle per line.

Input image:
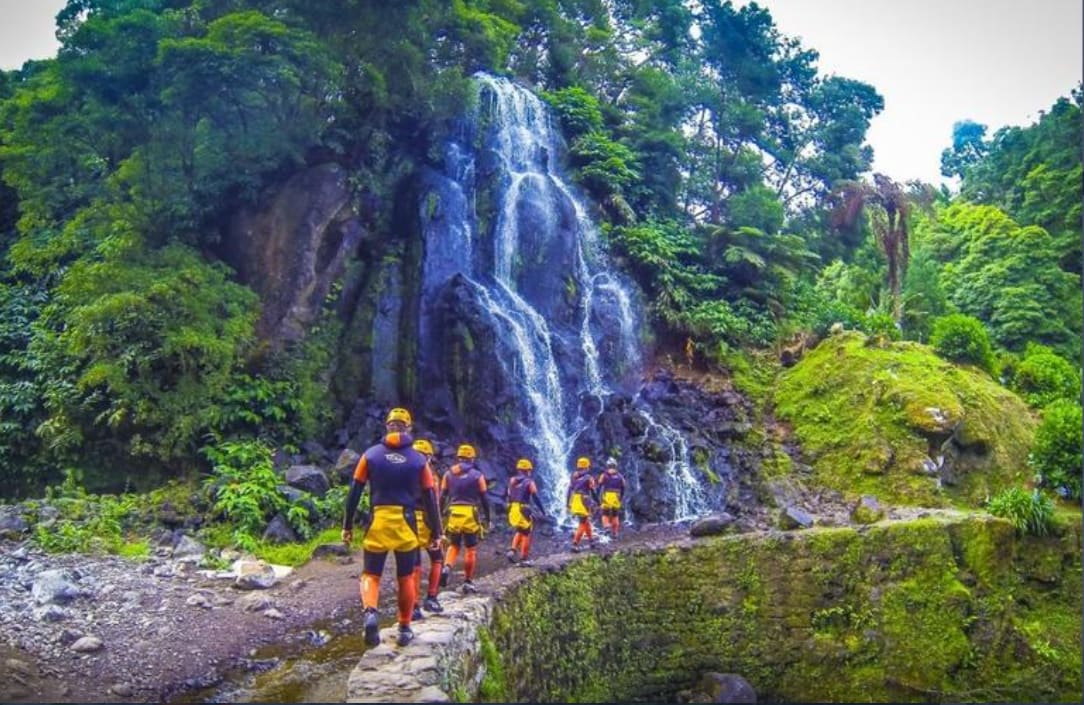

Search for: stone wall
xmin=345 ymin=515 xmax=1082 ymax=702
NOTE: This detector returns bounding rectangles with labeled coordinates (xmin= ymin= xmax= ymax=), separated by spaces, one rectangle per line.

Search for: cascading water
xmin=418 ymin=73 xmax=709 ymax=521
xmin=632 ymin=405 xmax=711 ymax=520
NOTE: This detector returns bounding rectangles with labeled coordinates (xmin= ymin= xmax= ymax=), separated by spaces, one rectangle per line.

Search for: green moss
xmin=718 ymin=348 xmax=779 ymax=415
xmin=774 ymin=331 xmax=1035 ymax=507
xmin=478 ymin=627 xmax=507 ymax=702
xmin=484 ymin=518 xmax=1081 ymax=703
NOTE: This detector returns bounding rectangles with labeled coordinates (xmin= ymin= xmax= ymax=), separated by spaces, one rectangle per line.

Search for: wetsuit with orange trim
xmin=439 ymin=455 xmax=490 ymax=592
xmin=409 ymin=439 xmax=444 ymax=616
xmin=567 ymin=461 xmax=596 ymax=551
xmin=596 ymin=464 xmax=626 ymax=538
xmin=505 ymin=461 xmax=547 ymax=564
xmin=342 ymin=429 xmax=442 ymax=645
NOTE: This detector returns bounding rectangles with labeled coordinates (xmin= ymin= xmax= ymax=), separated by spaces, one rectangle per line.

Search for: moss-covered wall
xmin=484 ymin=516 xmax=1082 ymax=703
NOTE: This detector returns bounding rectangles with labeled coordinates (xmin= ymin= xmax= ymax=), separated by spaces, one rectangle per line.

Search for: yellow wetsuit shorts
xmin=508 ymin=502 xmax=532 ymax=531
xmin=601 ymin=490 xmax=622 ymax=510
xmin=414 ymin=509 xmax=433 ymax=546
xmin=363 ymin=505 xmax=420 ymax=553
xmin=446 ymin=504 xmax=481 ymax=535
xmin=569 ymin=492 xmax=590 ymax=518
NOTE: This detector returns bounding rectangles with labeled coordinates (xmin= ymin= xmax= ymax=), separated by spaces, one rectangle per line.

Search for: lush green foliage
xmin=922 ymin=203 xmax=1081 ymax=358
xmin=202 ymin=440 xmax=286 ymax=550
xmin=1012 ymin=345 xmax=1082 ymax=409
xmin=28 ymin=471 xmax=182 ymax=554
xmin=200 ymin=439 xmax=349 ymax=550
xmin=986 ymin=487 xmax=1056 ymax=536
xmin=929 ymin=314 xmax=997 ymax=375
xmin=1029 ymin=400 xmax=1083 ymax=501
xmin=0 ymin=0 xmax=1078 ymax=510
xmin=946 ymin=88 xmax=1082 ymax=272
xmin=32 ymin=242 xmax=259 ymax=480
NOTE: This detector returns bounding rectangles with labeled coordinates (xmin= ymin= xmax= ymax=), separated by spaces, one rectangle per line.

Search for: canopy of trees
xmin=0 ymin=0 xmax=1078 ymax=496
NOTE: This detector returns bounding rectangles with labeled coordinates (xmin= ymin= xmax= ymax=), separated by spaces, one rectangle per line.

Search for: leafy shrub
xmin=541 ymin=86 xmax=604 ymax=137
xmin=1013 ymin=349 xmax=1081 ymax=408
xmin=207 ymin=373 xmax=305 ymax=448
xmin=201 ymin=440 xmax=286 ymax=550
xmin=986 ymin=486 xmax=1055 ymax=536
xmin=1029 ymin=400 xmax=1083 ymax=500
xmin=34 ymin=242 xmax=259 ymax=474
xmin=31 ymin=472 xmax=146 ymax=554
xmin=929 ymin=313 xmax=996 ymax=374
xmin=569 ymin=132 xmax=639 ymax=199
xmin=859 ymin=311 xmax=901 ymax=341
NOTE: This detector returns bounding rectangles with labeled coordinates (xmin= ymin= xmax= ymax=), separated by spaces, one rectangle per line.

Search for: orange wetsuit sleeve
xmin=352 ymin=454 xmax=369 ymax=483
xmin=420 ymin=463 xmax=435 ymax=490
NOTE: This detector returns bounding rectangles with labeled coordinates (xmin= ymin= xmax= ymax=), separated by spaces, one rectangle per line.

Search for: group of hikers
xmin=340 ymin=406 xmax=627 ymax=647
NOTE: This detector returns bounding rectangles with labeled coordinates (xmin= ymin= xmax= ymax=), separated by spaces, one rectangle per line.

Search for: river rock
xmin=690 ymin=513 xmax=736 ymax=537
xmin=31 ymin=570 xmax=81 ymax=605
xmin=699 ymin=672 xmax=757 ymax=703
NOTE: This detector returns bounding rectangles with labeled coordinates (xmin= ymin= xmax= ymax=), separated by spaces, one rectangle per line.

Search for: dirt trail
xmin=0 ymin=520 xmax=692 ymax=704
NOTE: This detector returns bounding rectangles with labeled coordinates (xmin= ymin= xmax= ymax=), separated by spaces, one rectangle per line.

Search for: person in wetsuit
xmin=341 ymin=407 xmax=442 ymax=647
xmin=505 ymin=458 xmax=548 ymax=566
xmin=438 ymin=444 xmax=491 ymax=593
xmin=596 ymin=456 xmax=627 ymax=539
xmin=567 ymin=456 xmax=596 ymax=552
xmin=409 ymin=438 xmax=445 ymax=617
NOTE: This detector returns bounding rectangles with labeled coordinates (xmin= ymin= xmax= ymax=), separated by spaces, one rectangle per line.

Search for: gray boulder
xmin=699 ymin=673 xmax=756 ymax=703
xmin=285 ymin=465 xmax=330 ymax=498
xmin=690 ymin=513 xmax=736 ymax=537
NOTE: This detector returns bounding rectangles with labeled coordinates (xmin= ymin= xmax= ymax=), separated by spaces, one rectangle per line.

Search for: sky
xmin=0 ymin=0 xmax=1081 ymax=185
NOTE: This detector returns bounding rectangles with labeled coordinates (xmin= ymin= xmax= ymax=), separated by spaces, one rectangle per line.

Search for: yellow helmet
xmin=456 ymin=444 xmax=477 ymax=459
xmin=385 ymin=407 xmax=412 ymax=425
xmin=413 ymin=439 xmax=434 ymax=455
xmin=576 ymin=456 xmax=590 ymax=469
xmin=516 ymin=458 xmax=533 ymax=471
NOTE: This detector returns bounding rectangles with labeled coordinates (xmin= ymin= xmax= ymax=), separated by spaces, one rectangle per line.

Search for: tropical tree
xmin=829 ymin=173 xmax=911 ymax=323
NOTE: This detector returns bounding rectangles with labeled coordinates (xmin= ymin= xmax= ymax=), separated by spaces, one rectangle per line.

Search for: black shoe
xmin=397 ymin=625 xmax=414 ymax=647
xmin=461 ymin=580 xmax=478 ymax=594
xmin=505 ymin=548 xmax=519 ymax=564
xmin=412 ymin=606 xmax=424 ymax=621
xmin=422 ymin=596 xmax=443 ymax=613
xmin=439 ymin=566 xmax=449 ymax=588
xmin=363 ymin=608 xmax=380 ymax=647
xmin=571 ymin=544 xmax=582 ymax=553
xmin=518 ymin=559 xmax=534 ymax=567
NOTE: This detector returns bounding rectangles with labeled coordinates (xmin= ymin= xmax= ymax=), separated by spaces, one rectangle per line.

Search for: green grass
xmin=116 ymin=539 xmax=151 ymax=559
xmin=250 ymin=526 xmax=344 ymax=566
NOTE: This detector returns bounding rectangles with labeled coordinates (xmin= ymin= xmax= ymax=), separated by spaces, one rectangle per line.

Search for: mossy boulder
xmin=773 ymin=332 xmax=1036 ymax=506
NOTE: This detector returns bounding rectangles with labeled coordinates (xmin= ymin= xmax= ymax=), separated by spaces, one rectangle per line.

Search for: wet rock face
xmin=580 ymin=369 xmax=762 ymax=525
xmin=222 ymin=163 xmax=367 ymax=343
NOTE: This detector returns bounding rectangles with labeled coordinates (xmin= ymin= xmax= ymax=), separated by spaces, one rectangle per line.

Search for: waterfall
xmin=632 ymin=405 xmax=711 ymax=520
xmin=418 ymin=73 xmax=707 ymax=521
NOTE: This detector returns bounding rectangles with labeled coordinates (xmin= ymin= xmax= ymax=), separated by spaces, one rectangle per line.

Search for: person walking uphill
xmin=410 ymin=438 xmax=445 ymax=617
xmin=597 ymin=456 xmax=626 ymax=539
xmin=567 ymin=456 xmax=596 ymax=552
xmin=341 ymin=407 xmax=443 ymax=648
xmin=505 ymin=458 xmax=548 ymax=566
xmin=439 ymin=444 xmax=491 ymax=594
